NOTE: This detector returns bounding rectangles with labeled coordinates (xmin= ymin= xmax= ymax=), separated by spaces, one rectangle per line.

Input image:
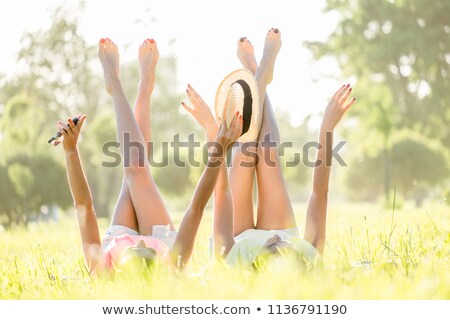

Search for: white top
xmin=225 ymin=228 xmax=319 ymax=266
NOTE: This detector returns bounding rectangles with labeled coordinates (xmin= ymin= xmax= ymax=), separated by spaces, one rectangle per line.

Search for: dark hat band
xmin=233 ymin=79 xmax=253 ymax=136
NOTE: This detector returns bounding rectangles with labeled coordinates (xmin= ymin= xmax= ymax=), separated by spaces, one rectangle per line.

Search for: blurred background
xmin=0 ymin=0 xmax=449 ymax=227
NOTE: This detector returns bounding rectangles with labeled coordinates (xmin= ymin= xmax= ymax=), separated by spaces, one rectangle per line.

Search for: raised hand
xmin=55 ymin=114 xmax=87 ymax=152
xmin=321 ymin=84 xmax=356 ymax=131
xmin=215 ymin=111 xmax=243 ymax=154
xmin=182 ymin=84 xmax=218 ymax=138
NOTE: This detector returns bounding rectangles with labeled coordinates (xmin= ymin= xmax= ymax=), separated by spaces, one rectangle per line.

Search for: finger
xmin=343 ymin=97 xmax=356 ymax=112
xmin=229 ymin=111 xmax=239 ymax=131
xmin=181 ymin=101 xmax=194 ymax=114
xmin=67 ymin=118 xmax=75 ymax=132
xmin=78 ymin=115 xmax=87 ymax=129
xmin=331 ymin=84 xmax=347 ymax=101
xmin=186 ymin=86 xmax=205 ymax=108
xmin=187 ymin=84 xmax=202 ymax=101
xmin=61 ymin=121 xmax=71 ymax=134
xmin=235 ymin=115 xmax=243 ymax=137
xmin=57 ymin=124 xmax=68 ymax=136
xmin=57 ymin=121 xmax=69 ymax=133
xmin=335 ymin=84 xmax=350 ymax=102
xmin=339 ymin=86 xmax=352 ymax=105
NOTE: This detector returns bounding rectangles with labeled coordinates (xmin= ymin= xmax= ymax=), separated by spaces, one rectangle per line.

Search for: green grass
xmin=1 ymin=202 xmax=449 ymax=299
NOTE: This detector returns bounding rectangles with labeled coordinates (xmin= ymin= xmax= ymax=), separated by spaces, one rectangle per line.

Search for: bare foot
xmin=138 ymin=38 xmax=159 ymax=93
xmin=258 ymin=28 xmax=281 ymax=85
xmin=237 ymin=37 xmax=257 ymax=74
xmin=98 ymin=38 xmax=120 ymax=95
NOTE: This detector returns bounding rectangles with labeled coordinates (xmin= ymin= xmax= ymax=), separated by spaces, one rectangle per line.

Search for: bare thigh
xmin=229 ymin=142 xmax=258 ymax=236
xmin=126 ymin=167 xmax=174 ymax=236
xmin=110 ymin=178 xmax=139 ymax=231
xmin=255 ymin=142 xmax=297 ymax=230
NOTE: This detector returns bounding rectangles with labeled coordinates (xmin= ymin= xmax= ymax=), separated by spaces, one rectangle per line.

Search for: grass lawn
xmin=1 ymin=201 xmax=449 ymax=299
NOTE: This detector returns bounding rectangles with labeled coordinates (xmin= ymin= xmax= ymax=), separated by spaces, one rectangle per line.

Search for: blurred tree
xmin=344 ymin=130 xmax=449 ymax=206
xmin=0 ymin=4 xmax=194 ymax=222
xmin=0 ymin=164 xmax=17 ymax=226
xmin=306 ymin=0 xmax=450 ymax=202
xmin=390 ymin=131 xmax=449 ymax=207
xmin=12 ymin=5 xmax=104 ymax=118
xmin=0 ymin=95 xmax=71 ymax=225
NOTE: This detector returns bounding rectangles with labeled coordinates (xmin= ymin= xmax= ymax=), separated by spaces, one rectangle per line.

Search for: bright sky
xmin=0 ymin=0 xmax=343 ymax=126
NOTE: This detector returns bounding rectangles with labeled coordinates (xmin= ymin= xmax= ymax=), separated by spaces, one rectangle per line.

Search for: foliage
xmin=0 ymin=5 xmax=205 ymax=223
xmin=344 ymin=130 xmax=449 ymax=205
xmin=306 ymin=0 xmax=450 ymax=202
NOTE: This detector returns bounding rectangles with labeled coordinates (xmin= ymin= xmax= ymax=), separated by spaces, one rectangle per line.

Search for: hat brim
xmin=215 ymin=69 xmax=261 ymax=142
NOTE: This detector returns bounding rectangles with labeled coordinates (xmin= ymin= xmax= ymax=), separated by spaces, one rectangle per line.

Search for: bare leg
xmin=110 ymin=39 xmax=161 ymax=231
xmin=99 ymin=39 xmax=173 ymax=236
xmin=254 ymin=29 xmax=296 ymax=230
xmin=229 ymin=37 xmax=260 ymax=236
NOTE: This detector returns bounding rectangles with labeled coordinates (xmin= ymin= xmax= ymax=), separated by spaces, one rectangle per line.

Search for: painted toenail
xmin=100 ymin=38 xmax=105 ymax=43
xmin=274 ymin=28 xmax=279 ymax=33
xmin=240 ymin=37 xmax=244 ymax=42
xmin=150 ymin=39 xmax=155 ymax=44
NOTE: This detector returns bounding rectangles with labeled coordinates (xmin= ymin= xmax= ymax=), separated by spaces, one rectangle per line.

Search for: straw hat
xmin=214 ymin=69 xmax=261 ymax=142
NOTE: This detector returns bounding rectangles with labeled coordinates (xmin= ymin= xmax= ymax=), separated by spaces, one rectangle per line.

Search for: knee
xmin=122 ymin=148 xmax=147 ymax=172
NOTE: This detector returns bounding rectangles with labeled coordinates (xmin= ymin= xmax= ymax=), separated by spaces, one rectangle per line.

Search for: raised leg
xmin=229 ymin=37 xmax=260 ymax=236
xmin=254 ymin=29 xmax=296 ymax=230
xmin=99 ymin=38 xmax=173 ymax=236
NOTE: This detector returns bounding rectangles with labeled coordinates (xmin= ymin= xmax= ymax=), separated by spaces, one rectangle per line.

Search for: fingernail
xmin=181 ymin=101 xmax=185 ymax=105
xmin=150 ymin=39 xmax=155 ymax=44
xmin=188 ymin=84 xmax=191 ymax=88
xmin=274 ymin=28 xmax=279 ymax=33
xmin=346 ymin=84 xmax=350 ymax=87
xmin=349 ymin=88 xmax=352 ymax=92
xmin=186 ymin=89 xmax=189 ymax=93
xmin=353 ymin=97 xmax=356 ymax=101
xmin=240 ymin=37 xmax=244 ymax=42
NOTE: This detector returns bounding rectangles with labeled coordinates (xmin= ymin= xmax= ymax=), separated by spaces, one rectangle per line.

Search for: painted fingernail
xmin=346 ymin=84 xmax=350 ymax=87
xmin=349 ymin=88 xmax=352 ymax=92
xmin=150 ymin=39 xmax=155 ymax=44
xmin=274 ymin=28 xmax=279 ymax=33
xmin=240 ymin=37 xmax=244 ymax=42
xmin=353 ymin=97 xmax=356 ymax=101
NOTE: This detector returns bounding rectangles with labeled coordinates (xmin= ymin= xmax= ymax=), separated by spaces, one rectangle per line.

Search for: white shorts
xmin=208 ymin=227 xmax=300 ymax=259
xmin=102 ymin=224 xmax=177 ymax=251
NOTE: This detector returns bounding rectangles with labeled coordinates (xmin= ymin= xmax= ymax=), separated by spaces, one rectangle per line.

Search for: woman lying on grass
xmin=184 ymin=28 xmax=356 ymax=268
xmin=54 ymin=38 xmax=242 ymax=275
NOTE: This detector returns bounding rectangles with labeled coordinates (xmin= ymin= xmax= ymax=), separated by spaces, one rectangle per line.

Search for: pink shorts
xmin=102 ymin=224 xmax=177 ymax=251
